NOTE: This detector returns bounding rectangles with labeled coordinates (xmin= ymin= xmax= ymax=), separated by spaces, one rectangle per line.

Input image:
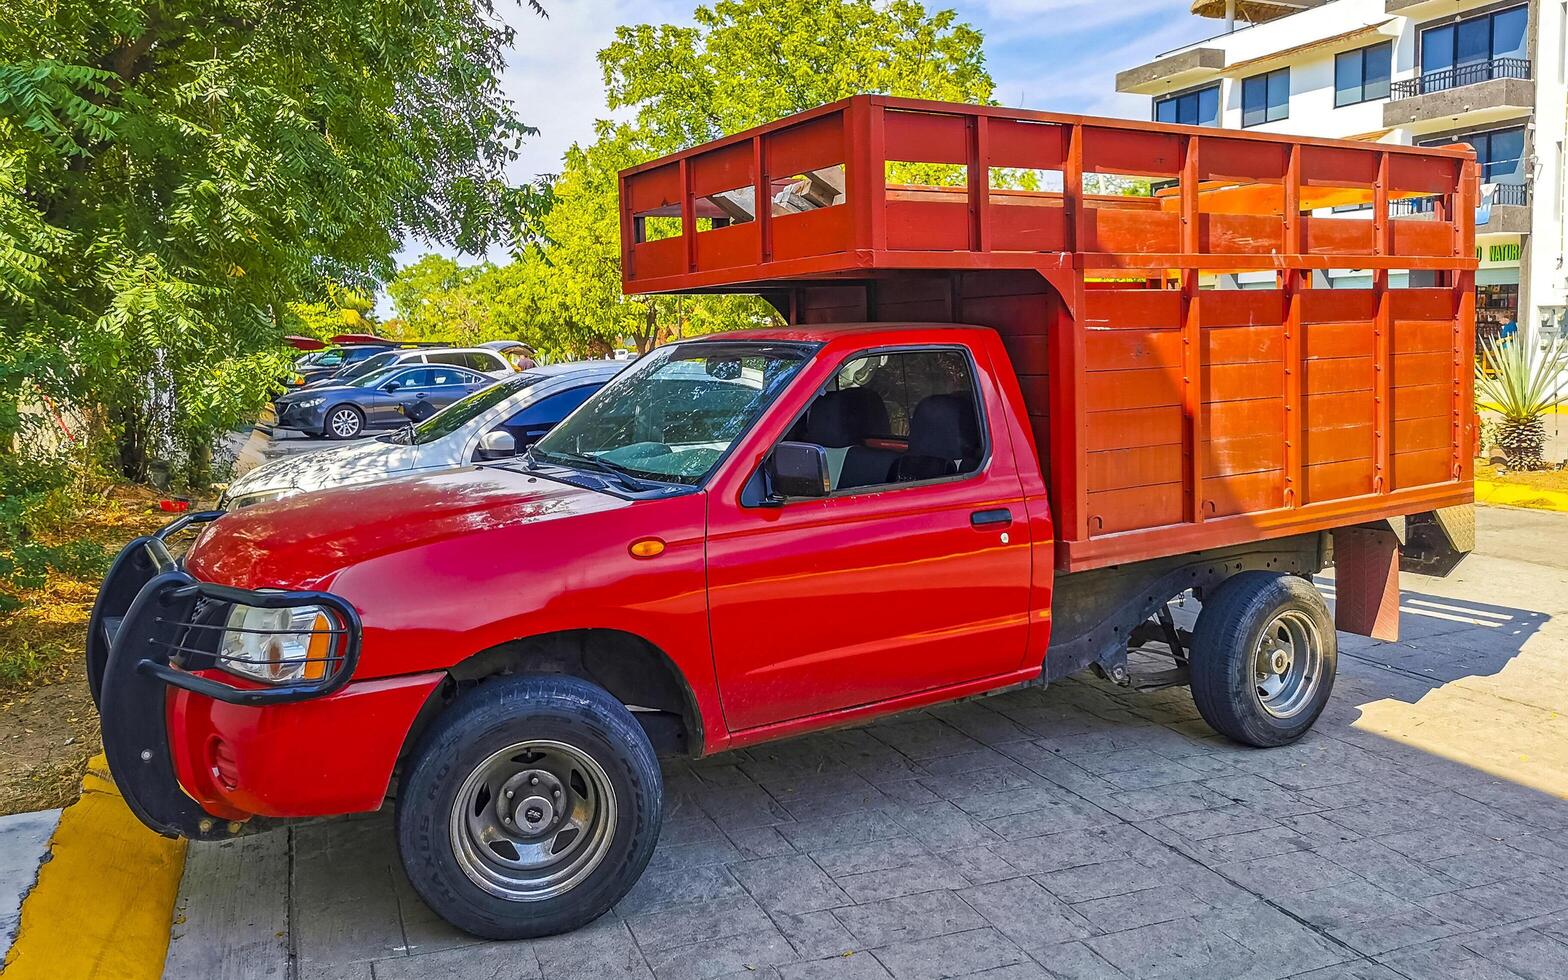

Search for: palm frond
xmin=1476 ymin=333 xmax=1568 ymax=422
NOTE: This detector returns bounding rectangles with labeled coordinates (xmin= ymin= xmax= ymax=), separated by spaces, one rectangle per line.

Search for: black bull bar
xmin=86 ymin=511 xmax=362 ymax=840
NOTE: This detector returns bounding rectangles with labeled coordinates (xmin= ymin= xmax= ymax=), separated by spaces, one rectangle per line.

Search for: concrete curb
xmin=1475 ymin=478 xmax=1568 ymax=513
xmin=2 ymin=754 xmax=186 ymax=979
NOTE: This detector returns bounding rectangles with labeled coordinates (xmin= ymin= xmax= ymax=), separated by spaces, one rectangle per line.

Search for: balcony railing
xmin=1390 ymin=182 xmax=1526 ymax=215
xmin=1391 ymin=57 xmax=1531 ymax=99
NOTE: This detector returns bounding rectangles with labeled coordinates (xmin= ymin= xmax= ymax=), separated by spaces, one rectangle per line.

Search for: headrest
xmin=804 ymin=388 xmax=891 ymax=448
xmin=906 ymin=393 xmax=980 ymax=460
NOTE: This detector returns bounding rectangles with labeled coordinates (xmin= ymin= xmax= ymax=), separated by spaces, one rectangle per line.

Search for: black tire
xmin=324 ymin=404 xmax=364 ymax=440
xmin=396 ymin=674 xmax=662 ymax=940
xmin=302 ymin=431 xmax=326 ymax=440
xmin=1190 ymin=571 xmax=1337 ymax=747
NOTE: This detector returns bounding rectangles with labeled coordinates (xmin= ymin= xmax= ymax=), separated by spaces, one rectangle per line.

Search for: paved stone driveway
xmin=165 ymin=507 xmax=1568 ymax=980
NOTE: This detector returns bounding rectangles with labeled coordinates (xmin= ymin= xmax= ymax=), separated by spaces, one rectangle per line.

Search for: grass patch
xmin=1478 ymin=461 xmax=1568 ymax=494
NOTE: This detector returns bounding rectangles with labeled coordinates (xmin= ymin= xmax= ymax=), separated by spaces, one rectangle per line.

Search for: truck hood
xmin=187 ymin=465 xmax=627 ymax=589
xmin=224 ymin=439 xmax=419 ymax=501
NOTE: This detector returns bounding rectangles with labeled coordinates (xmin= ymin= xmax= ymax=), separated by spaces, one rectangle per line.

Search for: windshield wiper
xmin=528 ymin=447 xmax=658 ymax=492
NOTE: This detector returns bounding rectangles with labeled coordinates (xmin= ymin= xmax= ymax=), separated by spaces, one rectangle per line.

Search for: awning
xmin=1221 ymin=21 xmax=1396 ymax=77
xmin=1190 ymin=0 xmax=1327 ymax=23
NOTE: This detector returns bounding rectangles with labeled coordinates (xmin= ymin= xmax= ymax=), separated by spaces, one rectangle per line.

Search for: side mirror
xmin=384 ymin=381 xmax=401 ymax=392
xmin=477 ymin=429 xmax=518 ymax=461
xmin=767 ymin=441 xmax=830 ymax=499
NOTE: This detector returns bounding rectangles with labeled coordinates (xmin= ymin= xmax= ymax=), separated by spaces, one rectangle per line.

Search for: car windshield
xmin=390 ymin=372 xmax=549 ymax=445
xmin=531 ymin=342 xmax=812 ymax=486
xmin=341 ymin=351 xmax=400 ymax=380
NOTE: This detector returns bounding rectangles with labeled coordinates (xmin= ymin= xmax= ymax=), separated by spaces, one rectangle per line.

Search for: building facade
xmin=1117 ymin=0 xmax=1566 ymax=350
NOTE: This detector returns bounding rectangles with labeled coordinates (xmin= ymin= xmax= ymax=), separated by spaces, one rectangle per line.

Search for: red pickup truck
xmin=89 ymin=98 xmax=1477 ymax=940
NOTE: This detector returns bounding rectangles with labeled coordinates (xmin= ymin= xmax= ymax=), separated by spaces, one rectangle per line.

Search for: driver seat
xmin=802 ymin=389 xmax=899 ymax=490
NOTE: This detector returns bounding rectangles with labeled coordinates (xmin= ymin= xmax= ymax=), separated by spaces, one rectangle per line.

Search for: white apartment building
xmin=1117 ymin=0 xmax=1567 ymax=350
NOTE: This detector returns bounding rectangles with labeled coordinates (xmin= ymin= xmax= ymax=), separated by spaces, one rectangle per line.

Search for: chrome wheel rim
xmin=1254 ymin=610 xmax=1323 ymax=719
xmin=449 ymin=740 xmax=617 ymax=902
xmin=329 ymin=408 xmax=360 ymax=438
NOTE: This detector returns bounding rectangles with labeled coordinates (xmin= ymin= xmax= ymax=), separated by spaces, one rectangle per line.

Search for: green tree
xmin=509 ymin=0 xmax=996 ymax=354
xmin=0 ymin=0 xmax=537 ymax=483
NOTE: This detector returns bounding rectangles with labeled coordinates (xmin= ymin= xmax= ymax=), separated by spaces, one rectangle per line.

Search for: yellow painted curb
xmin=1475 ymin=478 xmax=1568 ymax=513
xmin=3 ymin=754 xmax=186 ymax=980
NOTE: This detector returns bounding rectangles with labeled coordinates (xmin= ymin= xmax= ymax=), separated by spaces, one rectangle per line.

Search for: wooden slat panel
xmin=694 ymin=222 xmax=759 ymax=271
xmin=1208 ymin=396 xmax=1284 ymax=442
xmin=1083 ymin=289 xmax=1182 ymax=329
xmin=1302 ymin=321 xmax=1374 ymax=360
xmin=1303 ymin=356 xmax=1374 ymax=395
xmin=770 ymin=204 xmax=851 ymax=260
xmin=1389 ymin=288 xmax=1455 ymax=321
xmin=1303 ymin=424 xmax=1375 ymax=465
xmin=1303 ymin=390 xmax=1375 ymax=432
xmin=1017 ymin=374 xmax=1050 ymax=416
xmin=629 ymin=238 xmax=685 ymax=280
xmin=1392 ymin=383 xmax=1450 ymax=420
xmin=1200 ymin=213 xmax=1284 ymax=254
xmin=883 ymin=109 xmax=967 ymax=164
xmin=1301 ymin=289 xmax=1376 ymax=323
xmin=1393 ymin=415 xmax=1450 ymax=453
xmin=1392 ymin=448 xmax=1451 ymax=488
xmin=1085 ymin=367 xmax=1183 ymax=410
xmin=1203 ymin=361 xmax=1284 ymax=403
xmin=1203 ymin=430 xmax=1285 ymax=476
xmin=990 ymin=203 xmax=1066 ymax=251
xmin=987 ymin=118 xmax=1067 ymax=171
xmin=1086 ymin=329 xmax=1181 ymax=372
xmin=1086 ymin=406 xmax=1184 ymax=451
xmin=886 ymin=200 xmax=969 ymax=250
xmin=1201 ymin=290 xmax=1287 ymax=328
xmin=999 ymin=334 xmax=1051 ymax=375
xmin=1304 ymin=456 xmax=1375 ymax=503
xmin=1391 ymin=319 xmax=1455 ymax=353
xmin=1203 ymin=469 xmax=1284 ymax=518
xmin=1087 ymin=483 xmax=1183 ymax=535
xmin=1085 ymin=208 xmax=1181 ymax=254
xmin=1390 ymin=219 xmax=1453 ymax=257
xmin=1204 ymin=324 xmax=1284 ymax=364
xmin=1392 ymin=351 xmax=1451 ymax=388
xmin=1304 ymin=217 xmax=1374 ymax=255
xmin=1088 ymin=442 xmax=1184 ymax=492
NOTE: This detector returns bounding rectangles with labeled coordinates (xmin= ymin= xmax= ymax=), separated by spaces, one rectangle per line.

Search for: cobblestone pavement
xmin=165 ymin=507 xmax=1568 ymax=980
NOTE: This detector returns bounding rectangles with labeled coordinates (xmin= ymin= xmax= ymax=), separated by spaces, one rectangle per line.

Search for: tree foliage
xmin=0 ymin=0 xmax=537 ymax=485
xmin=393 ymin=0 xmax=998 ymax=357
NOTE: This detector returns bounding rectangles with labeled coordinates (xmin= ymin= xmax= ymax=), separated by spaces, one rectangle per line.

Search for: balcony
xmin=1390 ymin=183 xmax=1528 ymax=232
xmin=1384 ymin=58 xmax=1534 ymax=130
xmin=1115 ymin=47 xmax=1225 ymax=96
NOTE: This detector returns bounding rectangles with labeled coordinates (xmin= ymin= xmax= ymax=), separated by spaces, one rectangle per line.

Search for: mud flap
xmin=1331 ymin=526 xmax=1401 ymax=642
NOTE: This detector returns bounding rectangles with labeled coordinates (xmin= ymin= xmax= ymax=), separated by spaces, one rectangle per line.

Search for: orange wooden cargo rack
xmin=619 ymin=95 xmax=1478 ymax=573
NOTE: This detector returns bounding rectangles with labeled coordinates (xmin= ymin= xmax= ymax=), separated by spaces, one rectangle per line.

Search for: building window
xmin=1241 ymin=69 xmax=1289 ymax=127
xmin=1419 ymin=126 xmax=1526 ymax=207
xmin=1335 ymin=42 xmax=1392 ymax=106
xmin=1155 ymin=84 xmax=1220 ymax=127
xmin=1418 ymin=5 xmax=1529 ymax=92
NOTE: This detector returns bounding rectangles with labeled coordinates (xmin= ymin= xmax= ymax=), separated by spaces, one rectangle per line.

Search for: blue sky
xmin=393 ymin=0 xmax=1218 ymax=270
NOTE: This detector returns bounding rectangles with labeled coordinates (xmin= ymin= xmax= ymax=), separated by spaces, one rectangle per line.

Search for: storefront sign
xmin=1476 ymin=236 xmax=1521 ymax=267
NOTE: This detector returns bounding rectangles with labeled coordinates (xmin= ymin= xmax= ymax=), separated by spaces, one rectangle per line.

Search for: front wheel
xmin=324 ymin=405 xmax=364 ymax=440
xmin=1190 ymin=572 xmax=1337 ymax=747
xmin=396 ymin=675 xmax=662 ymax=939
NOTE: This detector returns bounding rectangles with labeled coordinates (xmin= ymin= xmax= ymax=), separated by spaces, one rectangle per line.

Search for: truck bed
xmin=618 ymin=95 xmax=1478 ymax=572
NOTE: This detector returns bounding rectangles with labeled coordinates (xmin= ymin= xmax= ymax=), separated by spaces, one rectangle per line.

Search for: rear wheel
xmin=1190 ymin=572 xmax=1336 ymax=747
xmin=325 ymin=405 xmax=364 ymax=440
xmin=396 ymin=675 xmax=662 ymax=939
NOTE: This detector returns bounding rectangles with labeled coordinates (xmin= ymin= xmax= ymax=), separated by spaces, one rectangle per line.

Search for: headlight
xmin=225 ymin=487 xmax=298 ymax=509
xmin=219 ymin=604 xmax=337 ymax=684
xmin=299 ymin=397 xmax=325 ymax=408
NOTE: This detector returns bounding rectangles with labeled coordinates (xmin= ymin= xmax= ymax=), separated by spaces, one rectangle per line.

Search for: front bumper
xmin=87 ymin=513 xmax=374 ymax=840
xmin=273 ymin=400 xmax=327 ymax=432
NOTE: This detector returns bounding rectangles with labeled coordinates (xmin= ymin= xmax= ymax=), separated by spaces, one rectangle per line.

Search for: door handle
xmin=970 ymin=508 xmax=1012 ymax=528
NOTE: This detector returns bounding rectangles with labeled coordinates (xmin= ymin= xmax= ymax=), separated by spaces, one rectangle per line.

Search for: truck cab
xmin=89 ymin=96 xmax=1477 ymax=942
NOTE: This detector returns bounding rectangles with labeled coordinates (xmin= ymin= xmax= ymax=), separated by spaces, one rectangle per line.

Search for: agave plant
xmin=1476 ymin=333 xmax=1568 ymax=469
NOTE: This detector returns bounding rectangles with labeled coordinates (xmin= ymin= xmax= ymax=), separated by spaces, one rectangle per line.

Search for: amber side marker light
xmin=629 ymin=538 xmax=666 ymax=558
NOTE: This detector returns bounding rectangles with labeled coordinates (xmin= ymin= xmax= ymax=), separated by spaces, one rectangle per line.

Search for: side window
xmin=793 ymin=348 xmax=983 ymax=492
xmin=426 ymin=368 xmax=469 ymax=387
xmin=390 ymin=368 xmax=436 ymax=388
xmin=428 ymin=351 xmax=465 ymax=367
xmin=472 ymin=352 xmax=504 ymax=372
xmin=502 ymin=386 xmax=600 ymax=432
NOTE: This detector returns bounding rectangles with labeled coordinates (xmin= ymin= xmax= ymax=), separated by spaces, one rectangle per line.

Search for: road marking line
xmin=2 ymin=754 xmax=186 ymax=979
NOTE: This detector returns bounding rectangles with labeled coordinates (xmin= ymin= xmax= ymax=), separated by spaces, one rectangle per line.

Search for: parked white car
xmin=224 ymin=361 xmax=621 ymax=509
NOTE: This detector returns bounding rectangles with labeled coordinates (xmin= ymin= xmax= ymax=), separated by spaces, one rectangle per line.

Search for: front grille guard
xmin=88 ymin=511 xmax=364 ymax=839
xmin=88 ymin=511 xmax=363 ymax=707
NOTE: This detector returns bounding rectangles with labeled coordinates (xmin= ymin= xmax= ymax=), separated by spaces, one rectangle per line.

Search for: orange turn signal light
xmin=629 ymin=538 xmax=666 ymax=559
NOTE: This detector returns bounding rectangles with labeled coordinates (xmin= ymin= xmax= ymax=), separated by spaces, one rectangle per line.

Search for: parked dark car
xmin=274 ymin=364 xmax=495 ymax=439
xmin=287 ymin=343 xmax=395 ymax=389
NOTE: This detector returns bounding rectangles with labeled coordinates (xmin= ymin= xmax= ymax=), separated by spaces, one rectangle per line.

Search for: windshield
xmin=398 ymin=372 xmax=547 ymax=445
xmin=341 ymin=351 xmax=400 ymax=380
xmin=531 ymin=342 xmax=812 ymax=486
